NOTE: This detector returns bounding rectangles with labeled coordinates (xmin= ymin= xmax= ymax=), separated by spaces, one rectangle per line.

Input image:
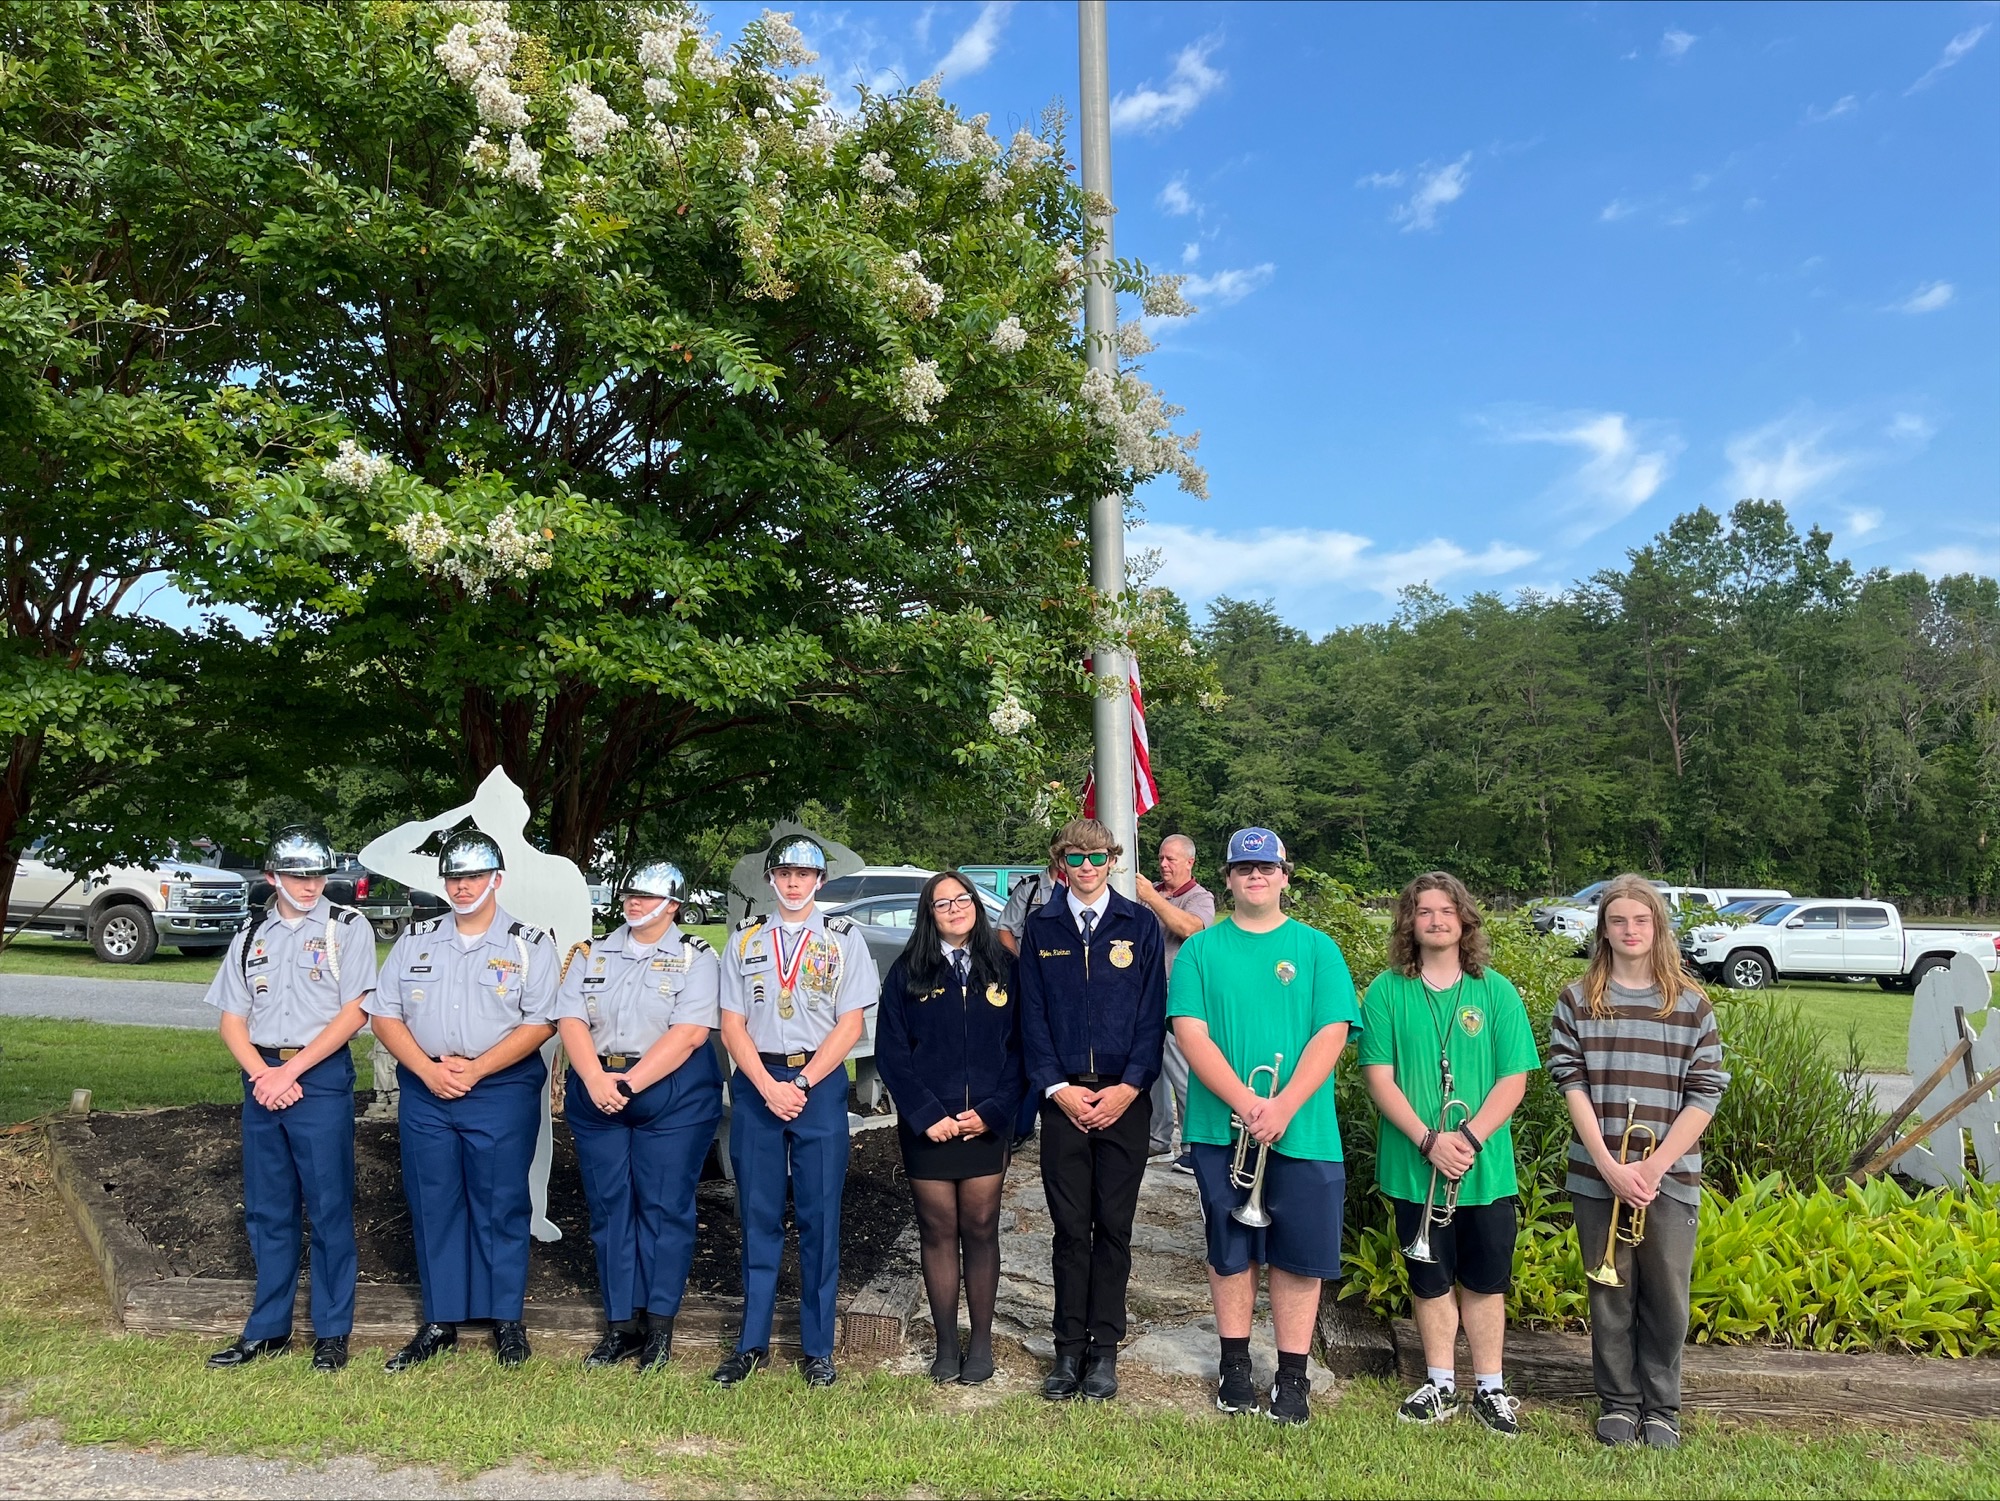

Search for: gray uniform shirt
xmin=1160 ymin=880 xmax=1217 ymax=974
xmin=721 ymin=908 xmax=878 ymax=1055
xmin=205 ymin=899 xmax=380 ymax=1048
xmin=552 ymin=922 xmax=720 ymax=1053
xmin=1000 ymin=871 xmax=1062 ymax=941
xmin=365 ymin=904 xmax=558 ymax=1059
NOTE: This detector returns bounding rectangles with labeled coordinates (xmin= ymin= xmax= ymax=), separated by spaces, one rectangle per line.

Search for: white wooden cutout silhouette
xmin=1899 ymin=953 xmax=2000 ymax=1188
xmin=359 ymin=768 xmax=592 ymax=1242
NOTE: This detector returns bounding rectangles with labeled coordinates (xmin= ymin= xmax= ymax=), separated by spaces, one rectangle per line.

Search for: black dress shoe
xmin=637 ymin=1318 xmax=675 ymax=1373
xmin=1042 ymin=1352 xmax=1082 ymax=1401
xmin=583 ymin=1327 xmax=646 ymax=1368
xmin=384 ymin=1322 xmax=457 ymax=1372
xmin=930 ymin=1338 xmax=962 ymax=1384
xmin=206 ymin=1335 xmax=289 ymax=1369
xmin=494 ymin=1320 xmax=531 ymax=1367
xmin=310 ymin=1336 xmax=349 ymax=1373
xmin=1080 ymin=1351 xmax=1118 ymax=1401
xmin=802 ymin=1355 xmax=838 ymax=1388
xmin=957 ymin=1345 xmax=995 ymax=1385
xmin=712 ymin=1347 xmax=769 ymax=1386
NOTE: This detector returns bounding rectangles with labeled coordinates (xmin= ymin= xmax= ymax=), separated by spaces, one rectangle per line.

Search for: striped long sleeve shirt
xmin=1545 ymin=979 xmax=1729 ymax=1207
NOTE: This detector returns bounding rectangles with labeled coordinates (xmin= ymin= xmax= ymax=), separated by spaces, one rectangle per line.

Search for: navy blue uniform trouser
xmin=566 ymin=1046 xmax=724 ymax=1324
xmin=397 ymin=1052 xmax=545 ymax=1325
xmin=241 ymin=1049 xmax=357 ymax=1341
xmin=729 ymin=1062 xmax=849 ymax=1358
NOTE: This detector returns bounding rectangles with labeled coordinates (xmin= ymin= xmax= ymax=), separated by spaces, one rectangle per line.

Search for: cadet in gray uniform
xmin=553 ymin=859 xmax=725 ymax=1373
xmin=203 ymin=827 xmax=377 ymax=1374
xmin=365 ymin=828 xmax=558 ymax=1371
xmin=712 ymin=836 xmax=878 ymax=1389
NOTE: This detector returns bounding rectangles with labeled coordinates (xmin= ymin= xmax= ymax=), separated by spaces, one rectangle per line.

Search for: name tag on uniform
xmin=1039 ymin=948 xmax=1073 ymax=959
xmin=581 ymin=976 xmax=607 ymax=988
xmin=408 ymin=965 xmax=432 ymax=974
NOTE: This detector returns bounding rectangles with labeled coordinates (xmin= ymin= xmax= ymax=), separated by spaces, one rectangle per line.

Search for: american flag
xmin=1081 ymin=652 xmax=1161 ymax=819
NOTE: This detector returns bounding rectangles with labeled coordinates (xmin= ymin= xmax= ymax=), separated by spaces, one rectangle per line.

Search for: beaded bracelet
xmin=1419 ymin=1129 xmax=1438 ymax=1157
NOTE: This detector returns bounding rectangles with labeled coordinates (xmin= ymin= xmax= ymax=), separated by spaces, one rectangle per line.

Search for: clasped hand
xmin=1239 ymin=1091 xmax=1296 ymax=1146
xmin=1056 ymin=1082 xmax=1138 ymax=1132
xmin=1424 ymin=1130 xmax=1476 ymax=1181
xmin=762 ymin=1072 xmax=812 ymax=1121
xmin=924 ymin=1110 xmax=990 ymax=1143
xmin=587 ymin=1070 xmax=629 ymax=1114
xmin=1602 ymin=1155 xmax=1660 ymax=1209
xmin=427 ymin=1054 xmax=484 ymax=1100
xmin=249 ymin=1065 xmax=304 ymax=1111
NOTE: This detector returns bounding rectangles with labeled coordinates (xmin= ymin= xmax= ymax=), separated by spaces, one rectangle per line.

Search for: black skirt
xmin=899 ymin=1119 xmax=1009 ymax=1181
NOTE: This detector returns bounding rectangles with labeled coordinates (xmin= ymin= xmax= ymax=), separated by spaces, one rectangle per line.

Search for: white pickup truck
xmin=6 ymin=840 xmax=251 ymax=964
xmin=1536 ymin=881 xmax=1792 ymax=954
xmin=1682 ymin=898 xmax=2000 ymax=992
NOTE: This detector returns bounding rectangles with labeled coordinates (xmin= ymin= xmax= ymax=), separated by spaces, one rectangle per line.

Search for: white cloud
xmin=1840 ymin=507 xmax=1883 ymax=540
xmin=1157 ymin=174 xmax=1197 ymax=217
xmin=934 ymin=1 xmax=1010 ymax=81
xmin=1886 ymin=412 xmax=1935 ymax=444
xmin=1182 ymin=263 xmax=1274 ymax=307
xmin=1181 ymin=241 xmax=1201 ymax=267
xmin=1913 ymin=545 xmax=2000 ymax=577
xmin=1134 ymin=521 xmax=1537 ymax=627
xmin=1600 ymin=198 xmax=1638 ymax=223
xmin=1110 ymin=36 xmax=1224 ymax=134
xmin=1484 ymin=409 xmax=1683 ymax=541
xmin=1660 ymin=29 xmax=1698 ymax=61
xmin=1361 ymin=153 xmax=1472 ymax=232
xmin=1908 ymin=23 xmax=1989 ymax=94
xmin=1891 ymin=281 xmax=1954 ymax=314
xmin=1724 ymin=414 xmax=1857 ymax=503
xmin=1804 ymin=95 xmax=1858 ymax=124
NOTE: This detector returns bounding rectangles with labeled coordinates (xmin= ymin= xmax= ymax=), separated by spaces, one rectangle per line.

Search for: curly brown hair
xmin=1388 ymin=871 xmax=1490 ymax=978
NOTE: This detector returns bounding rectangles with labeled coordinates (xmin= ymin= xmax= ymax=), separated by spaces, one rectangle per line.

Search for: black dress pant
xmin=1040 ymin=1091 xmax=1152 ymax=1356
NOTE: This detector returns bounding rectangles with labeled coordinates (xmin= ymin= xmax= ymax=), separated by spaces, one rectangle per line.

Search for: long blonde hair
xmin=1580 ymin=874 xmax=1706 ymax=1019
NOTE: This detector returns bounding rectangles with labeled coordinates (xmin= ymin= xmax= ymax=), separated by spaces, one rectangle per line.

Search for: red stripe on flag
xmin=1080 ymin=653 xmax=1161 ymax=820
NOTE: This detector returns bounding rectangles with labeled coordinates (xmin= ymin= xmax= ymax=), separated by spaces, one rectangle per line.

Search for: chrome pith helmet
xmin=764 ymin=836 xmax=828 ymax=874
xmin=265 ymin=826 xmax=335 ymax=876
xmin=623 ymin=860 xmax=689 ymax=903
xmin=436 ymin=827 xmax=505 ymax=877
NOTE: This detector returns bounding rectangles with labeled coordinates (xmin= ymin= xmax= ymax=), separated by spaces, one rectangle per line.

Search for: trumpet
xmin=1585 ymin=1099 xmax=1657 ymax=1288
xmin=1228 ymin=1055 xmax=1284 ymax=1229
xmin=1402 ymin=1097 xmax=1472 ymax=1264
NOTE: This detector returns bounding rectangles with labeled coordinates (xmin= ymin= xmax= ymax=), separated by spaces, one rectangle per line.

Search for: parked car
xmin=959 ymin=864 xmax=1048 ymax=903
xmin=821 ymin=886 xmax=1004 ymax=976
xmin=1683 ymin=899 xmax=2000 ymax=991
xmin=1536 ymin=880 xmax=1792 ymax=954
xmin=7 ymin=839 xmax=251 ymax=964
xmin=815 ymin=864 xmax=935 ymax=905
xmin=199 ymin=843 xmax=412 ymax=938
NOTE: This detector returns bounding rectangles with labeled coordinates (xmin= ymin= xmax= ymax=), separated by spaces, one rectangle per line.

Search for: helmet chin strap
xmin=625 ymin=896 xmax=674 ymax=936
xmin=768 ymin=872 xmax=819 ymax=919
xmin=448 ymin=872 xmax=500 ymax=917
xmin=274 ymin=877 xmax=320 ymax=920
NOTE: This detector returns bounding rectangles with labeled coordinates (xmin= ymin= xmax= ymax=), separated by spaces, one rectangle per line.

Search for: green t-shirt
xmin=1358 ymin=969 xmax=1541 ymax=1207
xmin=1166 ymin=917 xmax=1362 ymax=1163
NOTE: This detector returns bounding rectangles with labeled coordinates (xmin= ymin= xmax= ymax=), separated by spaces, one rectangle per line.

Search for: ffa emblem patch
xmin=1275 ymin=961 xmax=1297 ymax=985
xmin=987 ymin=983 xmax=1009 ymax=1008
xmin=1109 ymin=939 xmax=1134 ymax=969
xmin=1458 ymin=1005 xmax=1484 ymax=1038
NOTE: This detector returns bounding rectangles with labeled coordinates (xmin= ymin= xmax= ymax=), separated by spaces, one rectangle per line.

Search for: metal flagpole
xmin=1078 ymin=0 xmax=1137 ymax=897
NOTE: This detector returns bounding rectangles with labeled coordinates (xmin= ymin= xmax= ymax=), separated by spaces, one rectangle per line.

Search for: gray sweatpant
xmin=1571 ymin=1190 xmax=1700 ymax=1420
xmin=1147 ymin=1034 xmax=1189 ymax=1154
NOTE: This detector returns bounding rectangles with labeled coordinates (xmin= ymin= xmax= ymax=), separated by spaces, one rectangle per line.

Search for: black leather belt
xmin=599 ymin=1052 xmax=639 ymax=1071
xmin=257 ymin=1047 xmax=303 ymax=1062
xmin=760 ymin=1050 xmax=810 ymax=1070
xmin=1069 ymin=1072 xmax=1114 ymax=1087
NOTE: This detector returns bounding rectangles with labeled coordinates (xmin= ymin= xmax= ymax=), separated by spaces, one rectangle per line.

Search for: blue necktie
xmin=1080 ymin=908 xmax=1096 ymax=947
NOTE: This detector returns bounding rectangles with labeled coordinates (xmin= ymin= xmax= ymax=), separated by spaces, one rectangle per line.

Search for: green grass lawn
xmin=0 ymin=1017 xmax=374 ymax=1125
xmin=0 ymin=932 xmax=232 ymax=984
xmin=1740 ymin=974 xmax=1999 ymax=1074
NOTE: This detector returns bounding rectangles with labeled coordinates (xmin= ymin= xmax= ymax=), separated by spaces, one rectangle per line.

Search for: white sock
xmin=1475 ymin=1371 xmax=1504 ymax=1393
xmin=1427 ymin=1365 xmax=1455 ymax=1392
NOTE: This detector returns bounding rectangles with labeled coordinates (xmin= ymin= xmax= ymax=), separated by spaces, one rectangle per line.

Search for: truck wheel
xmin=91 ymin=904 xmax=159 ymax=965
xmin=1725 ymin=952 xmax=1772 ymax=991
xmin=1908 ymin=956 xmax=1949 ymax=992
xmin=1877 ymin=976 xmax=1913 ymax=993
xmin=681 ymin=902 xmax=708 ymax=926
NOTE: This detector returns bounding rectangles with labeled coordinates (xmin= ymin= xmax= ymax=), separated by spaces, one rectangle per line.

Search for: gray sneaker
xmin=1396 ymin=1380 xmax=1457 ymax=1424
xmin=1468 ymin=1385 xmax=1520 ymax=1437
xmin=1641 ymin=1413 xmax=1681 ymax=1449
xmin=1596 ymin=1411 xmax=1639 ymax=1446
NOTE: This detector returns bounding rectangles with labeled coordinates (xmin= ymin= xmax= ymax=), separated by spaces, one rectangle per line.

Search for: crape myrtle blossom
xmin=1114 ymin=322 xmax=1153 ymax=359
xmin=989 ymin=316 xmax=1028 ymax=354
xmin=988 ymin=693 xmax=1036 ymax=737
xmin=756 ymin=10 xmax=817 ymax=68
xmin=323 ymin=439 xmax=395 ymax=492
xmin=473 ymin=72 xmax=531 ymax=131
xmin=1079 ymin=369 xmax=1208 ymax=498
xmin=892 ymin=249 xmax=944 ymax=319
xmin=565 ymin=83 xmax=628 ymax=157
xmin=387 ymin=504 xmax=555 ymax=599
xmin=858 ymin=150 xmax=896 ymax=185
xmin=893 ymin=359 xmax=949 ymax=423
xmin=1141 ymin=274 xmax=1195 ymax=320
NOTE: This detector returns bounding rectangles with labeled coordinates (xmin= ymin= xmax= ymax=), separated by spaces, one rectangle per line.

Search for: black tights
xmin=911 ymin=1172 xmax=1003 ymax=1360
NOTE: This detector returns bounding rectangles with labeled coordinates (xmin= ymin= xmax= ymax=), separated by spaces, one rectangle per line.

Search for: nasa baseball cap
xmin=1224 ymin=827 xmax=1290 ymax=871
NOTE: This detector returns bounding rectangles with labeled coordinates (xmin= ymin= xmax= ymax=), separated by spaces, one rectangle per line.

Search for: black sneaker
xmin=1215 ymin=1352 xmax=1258 ymax=1415
xmin=1641 ymin=1413 xmax=1681 ymax=1449
xmin=1596 ymin=1411 xmax=1639 ymax=1446
xmin=712 ymin=1347 xmax=769 ymax=1386
xmin=1468 ymin=1385 xmax=1520 ymax=1437
xmin=1266 ymin=1368 xmax=1312 ymax=1427
xmin=1396 ymin=1380 xmax=1456 ymax=1424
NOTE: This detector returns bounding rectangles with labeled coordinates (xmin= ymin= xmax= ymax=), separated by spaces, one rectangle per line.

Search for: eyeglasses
xmin=1063 ymin=850 xmax=1111 ymax=868
xmin=930 ymin=895 xmax=977 ymax=913
xmin=1229 ymin=862 xmax=1283 ymax=877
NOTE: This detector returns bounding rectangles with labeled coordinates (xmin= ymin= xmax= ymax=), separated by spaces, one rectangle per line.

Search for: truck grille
xmin=183 ymin=883 xmax=248 ymax=915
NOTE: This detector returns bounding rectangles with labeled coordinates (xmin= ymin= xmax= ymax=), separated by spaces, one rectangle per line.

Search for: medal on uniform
xmin=309 ymin=968 xmax=323 ymax=982
xmin=986 ymin=983 xmax=1008 ymax=1008
xmin=774 ymin=927 xmax=811 ymax=1020
xmin=1109 ymin=939 xmax=1134 ymax=969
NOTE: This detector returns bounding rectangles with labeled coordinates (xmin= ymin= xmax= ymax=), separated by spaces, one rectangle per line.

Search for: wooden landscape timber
xmin=40 ymin=1114 xmax=917 ymax=1355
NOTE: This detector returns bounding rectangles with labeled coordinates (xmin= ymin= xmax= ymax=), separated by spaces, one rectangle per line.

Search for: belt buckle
xmin=787 ymin=1051 xmax=808 ymax=1069
xmin=604 ymin=1053 xmax=631 ymax=1070
xmin=277 ymin=1048 xmax=301 ymax=1062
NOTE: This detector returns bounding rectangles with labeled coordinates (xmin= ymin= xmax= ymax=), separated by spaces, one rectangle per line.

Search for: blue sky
xmin=713 ymin=0 xmax=2000 ymax=635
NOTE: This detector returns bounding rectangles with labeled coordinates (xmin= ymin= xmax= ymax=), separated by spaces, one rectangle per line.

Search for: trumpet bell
xmin=1585 ymin=1258 xmax=1623 ymax=1288
xmin=1231 ymin=1198 xmax=1272 ymax=1229
xmin=1403 ymin=1224 xmax=1437 ymax=1264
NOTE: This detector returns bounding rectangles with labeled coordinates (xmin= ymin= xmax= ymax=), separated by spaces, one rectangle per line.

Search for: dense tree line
xmin=1142 ymin=502 xmax=2000 ymax=910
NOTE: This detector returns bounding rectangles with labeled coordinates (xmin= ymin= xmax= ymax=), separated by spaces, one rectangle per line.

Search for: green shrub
xmin=1341 ymin=1175 xmax=2000 ymax=1358
xmin=1703 ymin=992 xmax=1875 ymax=1192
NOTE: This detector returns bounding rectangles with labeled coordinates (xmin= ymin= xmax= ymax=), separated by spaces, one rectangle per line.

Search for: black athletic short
xmin=1392 ymin=1195 xmax=1518 ymax=1300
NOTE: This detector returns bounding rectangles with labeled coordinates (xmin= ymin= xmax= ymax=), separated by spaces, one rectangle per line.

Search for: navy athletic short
xmin=1392 ymin=1195 xmax=1518 ymax=1300
xmin=1189 ymin=1142 xmax=1345 ymax=1280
